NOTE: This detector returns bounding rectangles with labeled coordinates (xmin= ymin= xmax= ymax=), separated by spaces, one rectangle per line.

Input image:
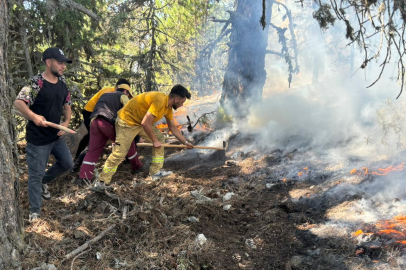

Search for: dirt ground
xmin=17 ymin=131 xmax=398 ymax=270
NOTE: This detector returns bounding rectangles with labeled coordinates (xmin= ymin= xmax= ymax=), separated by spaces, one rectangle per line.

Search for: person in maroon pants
xmin=78 ymin=86 xmax=142 ymax=182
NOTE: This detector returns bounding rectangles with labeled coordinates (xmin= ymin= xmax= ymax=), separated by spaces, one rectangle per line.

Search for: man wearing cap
xmin=72 ymin=79 xmax=132 ymax=171
xmin=14 ymin=47 xmax=73 ymax=222
xmin=98 ymin=84 xmax=194 ymax=186
xmin=77 ymin=85 xmax=143 ymax=182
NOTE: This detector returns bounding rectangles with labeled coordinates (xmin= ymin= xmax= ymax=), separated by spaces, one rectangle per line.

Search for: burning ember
xmin=297 ymin=166 xmax=309 ymax=177
xmin=350 ymin=163 xmax=405 ymax=176
xmin=353 ymin=215 xmax=406 ymax=245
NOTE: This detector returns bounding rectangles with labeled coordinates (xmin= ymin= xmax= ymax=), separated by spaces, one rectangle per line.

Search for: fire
xmin=377 ymin=229 xmax=405 ymax=237
xmin=156 ymin=118 xmax=182 ymax=132
xmin=297 ymin=166 xmax=310 ymax=177
xmin=350 ymin=163 xmax=404 ymax=176
xmin=353 ymin=230 xmax=364 ymax=237
xmin=353 ymin=215 xmax=406 ymax=243
xmin=370 ymin=163 xmax=405 ymax=175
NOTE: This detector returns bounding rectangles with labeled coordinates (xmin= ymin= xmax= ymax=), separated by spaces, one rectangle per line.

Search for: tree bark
xmin=0 ymin=0 xmax=24 ymax=269
xmin=221 ymin=0 xmax=273 ymax=114
xmin=17 ymin=2 xmax=33 ymax=78
xmin=145 ymin=1 xmax=157 ymax=92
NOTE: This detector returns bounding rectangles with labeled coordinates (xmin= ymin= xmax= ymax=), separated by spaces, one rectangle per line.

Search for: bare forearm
xmin=142 ymin=124 xmax=159 ymax=142
xmin=14 ymin=100 xmax=36 ymax=121
xmin=169 ymin=126 xmax=187 ymax=144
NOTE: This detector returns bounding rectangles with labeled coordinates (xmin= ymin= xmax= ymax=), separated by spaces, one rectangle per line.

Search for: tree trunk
xmin=145 ymin=1 xmax=156 ymax=92
xmin=221 ymin=0 xmax=273 ymax=114
xmin=17 ymin=1 xmax=33 ymax=78
xmin=0 ymin=0 xmax=24 ymax=269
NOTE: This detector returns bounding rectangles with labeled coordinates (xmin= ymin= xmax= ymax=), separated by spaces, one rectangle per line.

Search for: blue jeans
xmin=25 ymin=139 xmax=73 ymax=214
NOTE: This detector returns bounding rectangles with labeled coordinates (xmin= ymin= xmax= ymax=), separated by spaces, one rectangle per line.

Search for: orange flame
xmin=353 ymin=230 xmax=364 ymax=236
xmin=353 ymin=215 xmax=406 ymax=243
xmin=350 ymin=163 xmax=404 ymax=176
xmin=156 ymin=118 xmax=183 ymax=132
xmin=370 ymin=163 xmax=405 ymax=176
xmin=298 ymin=172 xmax=303 ymax=177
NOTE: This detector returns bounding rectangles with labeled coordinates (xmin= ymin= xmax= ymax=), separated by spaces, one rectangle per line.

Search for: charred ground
xmin=17 ymin=131 xmax=400 ymax=270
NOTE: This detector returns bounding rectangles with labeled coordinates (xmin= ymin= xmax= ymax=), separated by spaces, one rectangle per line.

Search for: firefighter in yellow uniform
xmin=99 ymin=84 xmax=193 ymax=185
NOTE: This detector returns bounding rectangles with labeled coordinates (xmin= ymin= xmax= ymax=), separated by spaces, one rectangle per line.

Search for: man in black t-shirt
xmin=15 ymin=47 xmax=74 ymax=222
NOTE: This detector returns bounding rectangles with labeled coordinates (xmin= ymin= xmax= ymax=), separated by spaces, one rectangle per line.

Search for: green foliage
xmin=9 ymin=0 xmax=223 ymax=137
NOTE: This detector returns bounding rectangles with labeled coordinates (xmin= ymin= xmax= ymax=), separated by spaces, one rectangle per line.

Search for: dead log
xmin=65 ymin=224 xmax=116 ymax=260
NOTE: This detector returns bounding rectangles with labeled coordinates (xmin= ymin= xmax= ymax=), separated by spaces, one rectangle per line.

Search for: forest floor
xmin=17 ymin=128 xmax=406 ymax=270
xmin=17 ymin=93 xmax=406 ymax=269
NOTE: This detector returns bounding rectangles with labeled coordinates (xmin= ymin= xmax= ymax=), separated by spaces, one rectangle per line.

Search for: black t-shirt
xmin=26 ymin=79 xmax=69 ymax=145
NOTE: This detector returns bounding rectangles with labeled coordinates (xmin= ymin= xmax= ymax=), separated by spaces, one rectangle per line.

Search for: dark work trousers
xmin=74 ymin=109 xmax=92 ymax=159
xmin=26 ymin=139 xmax=73 ymax=214
xmin=72 ymin=110 xmax=92 ymax=171
xmin=79 ymin=117 xmax=142 ymax=180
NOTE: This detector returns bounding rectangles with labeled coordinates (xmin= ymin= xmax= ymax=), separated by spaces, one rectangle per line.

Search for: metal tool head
xmin=186 ymin=115 xmax=193 ymax=133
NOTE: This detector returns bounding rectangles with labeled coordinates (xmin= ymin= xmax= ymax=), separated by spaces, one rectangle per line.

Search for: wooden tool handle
xmin=136 ymin=143 xmax=224 ymax=151
xmin=13 ymin=109 xmax=76 ymax=134
xmin=44 ymin=121 xmax=77 ymax=134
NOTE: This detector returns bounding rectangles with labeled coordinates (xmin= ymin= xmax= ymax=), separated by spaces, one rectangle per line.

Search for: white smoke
xmin=235 ymin=2 xmax=406 ymax=160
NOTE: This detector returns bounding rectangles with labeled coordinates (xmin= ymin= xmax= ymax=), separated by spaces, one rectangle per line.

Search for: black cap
xmin=42 ymin=47 xmax=72 ymax=63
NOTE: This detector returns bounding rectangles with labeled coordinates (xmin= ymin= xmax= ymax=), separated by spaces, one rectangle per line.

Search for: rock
xmin=187 ymin=216 xmax=199 ymax=223
xmin=190 ymin=190 xmax=212 ymax=202
xmin=245 ymin=238 xmax=256 ymax=249
xmin=266 ymin=183 xmax=276 ymax=189
xmin=196 ymin=234 xmax=207 ymax=246
xmin=223 ymin=205 xmax=232 ymax=211
xmin=222 ymin=192 xmax=235 ymax=201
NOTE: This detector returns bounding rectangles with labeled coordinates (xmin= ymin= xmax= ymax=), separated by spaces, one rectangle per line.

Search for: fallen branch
xmin=105 ymin=190 xmax=136 ymax=206
xmin=71 ymin=249 xmax=91 ymax=270
xmin=90 ymin=186 xmax=136 ymax=206
xmin=65 ymin=224 xmax=116 ymax=260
